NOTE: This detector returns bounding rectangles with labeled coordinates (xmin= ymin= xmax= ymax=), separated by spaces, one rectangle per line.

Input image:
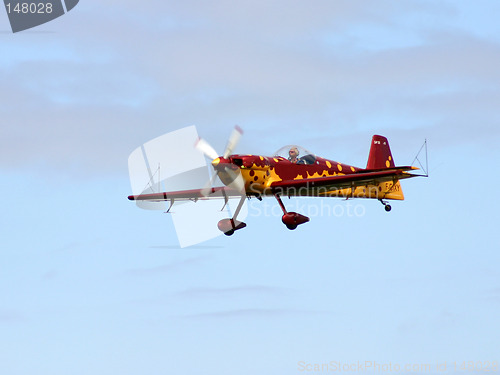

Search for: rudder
xmin=366 ymin=135 xmax=404 ymax=200
xmin=366 ymin=135 xmax=395 ymax=169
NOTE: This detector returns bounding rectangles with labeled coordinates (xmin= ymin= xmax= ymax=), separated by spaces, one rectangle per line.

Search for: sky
xmin=1 ymin=1 xmax=500 ymax=374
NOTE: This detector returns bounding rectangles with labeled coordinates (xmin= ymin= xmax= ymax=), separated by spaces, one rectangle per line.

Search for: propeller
xmin=223 ymin=125 xmax=243 ymax=158
xmin=195 ymin=126 xmax=245 ymax=197
xmin=194 ymin=138 xmax=219 ymax=161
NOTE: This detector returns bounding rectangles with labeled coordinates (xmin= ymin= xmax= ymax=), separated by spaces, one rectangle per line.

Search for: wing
xmin=270 ymin=166 xmax=420 ymax=193
xmin=128 ymin=186 xmax=243 ymax=202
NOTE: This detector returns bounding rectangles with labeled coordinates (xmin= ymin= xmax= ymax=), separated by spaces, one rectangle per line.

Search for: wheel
xmin=224 ymin=229 xmax=235 ymax=236
xmin=286 ymin=224 xmax=297 ymax=230
xmin=384 ymin=204 xmax=392 ymax=212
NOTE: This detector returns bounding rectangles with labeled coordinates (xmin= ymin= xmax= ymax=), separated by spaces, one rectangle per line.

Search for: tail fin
xmin=366 ymin=135 xmax=395 ymax=169
xmin=366 ymin=135 xmax=404 ymax=200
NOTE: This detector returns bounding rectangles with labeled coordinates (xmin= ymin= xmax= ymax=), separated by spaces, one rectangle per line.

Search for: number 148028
xmin=5 ymin=2 xmax=53 ymax=14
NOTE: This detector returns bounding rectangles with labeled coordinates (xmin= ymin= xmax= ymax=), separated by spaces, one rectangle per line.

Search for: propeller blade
xmin=201 ymin=172 xmax=218 ymax=197
xmin=225 ymin=168 xmax=245 ymax=194
xmin=195 ymin=138 xmax=219 ymax=160
xmin=223 ymin=125 xmax=243 ymax=159
xmin=199 ymin=126 xmax=245 ymax=197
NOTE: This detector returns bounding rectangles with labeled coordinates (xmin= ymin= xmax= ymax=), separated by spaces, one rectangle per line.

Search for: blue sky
xmin=1 ymin=1 xmax=499 ymax=374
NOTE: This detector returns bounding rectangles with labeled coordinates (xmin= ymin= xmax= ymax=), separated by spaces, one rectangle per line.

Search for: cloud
xmin=41 ymin=270 xmax=59 ymax=281
xmin=2 ymin=0 xmax=499 ymax=176
xmin=484 ymin=287 xmax=500 ymax=304
xmin=178 ymin=308 xmax=334 ymax=319
xmin=175 ymin=285 xmax=292 ymax=299
xmin=0 ymin=309 xmax=26 ymax=323
xmin=123 ymin=254 xmax=212 ymax=277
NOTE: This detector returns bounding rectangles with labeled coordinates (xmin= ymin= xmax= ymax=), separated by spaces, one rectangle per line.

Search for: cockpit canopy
xmin=274 ymin=145 xmax=317 ymax=165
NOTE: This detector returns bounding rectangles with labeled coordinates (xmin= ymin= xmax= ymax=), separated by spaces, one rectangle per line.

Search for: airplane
xmin=128 ymin=127 xmax=426 ymax=236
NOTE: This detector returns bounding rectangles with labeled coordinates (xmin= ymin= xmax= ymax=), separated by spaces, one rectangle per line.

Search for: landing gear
xmin=379 ymin=199 xmax=392 ymax=212
xmin=281 ymin=212 xmax=309 ymax=230
xmin=217 ymin=195 xmax=247 ymax=235
xmin=218 ymin=218 xmax=246 ymax=236
xmin=275 ymin=194 xmax=310 ymax=230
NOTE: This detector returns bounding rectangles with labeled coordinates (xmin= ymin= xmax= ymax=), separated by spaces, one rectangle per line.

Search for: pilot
xmin=288 ymin=146 xmax=300 ymax=163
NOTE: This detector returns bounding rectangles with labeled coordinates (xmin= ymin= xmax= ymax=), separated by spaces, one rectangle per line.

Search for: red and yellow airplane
xmin=128 ymin=127 xmax=425 ymax=235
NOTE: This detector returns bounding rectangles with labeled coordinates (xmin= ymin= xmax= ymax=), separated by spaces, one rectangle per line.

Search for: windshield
xmin=274 ymin=145 xmax=316 ymax=165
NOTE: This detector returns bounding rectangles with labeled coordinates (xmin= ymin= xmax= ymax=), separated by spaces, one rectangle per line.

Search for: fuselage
xmin=213 ymin=154 xmax=404 ymax=200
